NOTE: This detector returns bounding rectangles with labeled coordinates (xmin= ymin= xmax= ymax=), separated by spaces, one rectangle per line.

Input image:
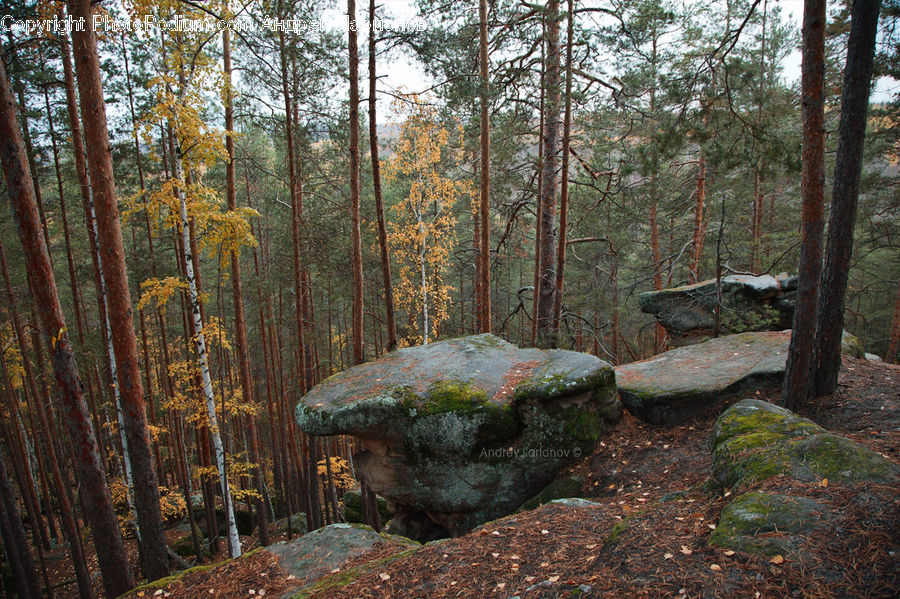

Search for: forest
xmin=0 ymin=0 xmax=898 ymax=597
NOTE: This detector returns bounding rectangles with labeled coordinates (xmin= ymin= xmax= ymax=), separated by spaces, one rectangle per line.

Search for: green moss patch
xmin=710 ymin=399 xmax=899 ymax=489
xmin=709 ymin=492 xmax=823 ymax=557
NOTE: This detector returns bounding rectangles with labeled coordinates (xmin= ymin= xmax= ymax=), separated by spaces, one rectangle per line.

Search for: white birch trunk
xmin=91 ymin=200 xmax=141 ymax=543
xmin=174 ymin=155 xmax=242 ymax=558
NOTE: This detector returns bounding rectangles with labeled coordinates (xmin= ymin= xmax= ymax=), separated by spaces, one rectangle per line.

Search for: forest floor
xmin=43 ymin=357 xmax=899 ymax=598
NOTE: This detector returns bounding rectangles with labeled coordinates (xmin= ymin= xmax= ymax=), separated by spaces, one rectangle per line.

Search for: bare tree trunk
xmin=478 ymin=0 xmax=492 ymax=333
xmin=535 ymin=0 xmax=561 ymax=347
xmin=813 ymin=0 xmax=882 ymax=396
xmin=66 ymin=0 xmax=169 ymax=578
xmin=552 ymin=0 xmax=573 ymax=345
xmin=0 ymin=448 xmax=43 ymax=599
xmin=349 ymin=0 xmax=365 ymax=362
xmin=1 ymin=55 xmax=134 ymax=598
xmin=783 ymin=0 xmax=826 ymax=410
xmin=689 ymin=151 xmax=706 ymax=284
xmin=887 ymin=276 xmax=900 ymax=363
xmin=224 ymin=26 xmax=269 ymax=546
xmin=368 ymin=0 xmax=397 ymax=351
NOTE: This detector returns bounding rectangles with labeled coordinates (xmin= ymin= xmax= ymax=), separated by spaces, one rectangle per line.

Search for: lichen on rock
xmin=295 ymin=334 xmax=620 ymax=540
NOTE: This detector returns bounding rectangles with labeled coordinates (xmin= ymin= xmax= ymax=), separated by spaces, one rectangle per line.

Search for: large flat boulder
xmin=639 ymin=274 xmax=796 ymax=345
xmin=296 ymin=334 xmax=620 ymax=540
xmin=616 ymin=331 xmax=790 ymax=425
xmin=616 ymin=330 xmax=867 ymax=425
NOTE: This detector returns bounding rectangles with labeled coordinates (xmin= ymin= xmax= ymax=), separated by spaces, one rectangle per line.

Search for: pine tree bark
xmin=813 ymin=0 xmax=882 ymax=396
xmin=887 ymin=276 xmax=900 ymax=363
xmin=368 ymin=0 xmax=398 ymax=351
xmin=552 ymin=0 xmax=573 ymax=344
xmin=535 ymin=0 xmax=561 ymax=347
xmin=66 ymin=0 xmax=169 ymax=579
xmin=349 ymin=0 xmax=365 ymax=362
xmin=1 ymin=55 xmax=135 ymax=598
xmin=0 ymin=448 xmax=43 ymax=599
xmin=478 ymin=0 xmax=492 ymax=333
xmin=783 ymin=0 xmax=827 ymax=410
xmin=224 ymin=25 xmax=269 ymax=546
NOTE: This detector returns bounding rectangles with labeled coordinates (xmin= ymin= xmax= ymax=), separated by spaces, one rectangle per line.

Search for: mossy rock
xmin=710 ymin=399 xmax=900 ymax=489
xmin=709 ymin=491 xmax=824 ymax=556
xmin=343 ymin=490 xmax=390 ymax=524
xmin=296 ymin=334 xmax=619 ymax=540
xmin=519 ymin=476 xmax=585 ymax=511
xmin=268 ymin=523 xmax=418 ymax=592
xmin=276 ymin=512 xmax=308 ymax=535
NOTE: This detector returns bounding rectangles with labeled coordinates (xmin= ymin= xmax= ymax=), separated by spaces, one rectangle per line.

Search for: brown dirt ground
xmin=37 ymin=357 xmax=900 ymax=598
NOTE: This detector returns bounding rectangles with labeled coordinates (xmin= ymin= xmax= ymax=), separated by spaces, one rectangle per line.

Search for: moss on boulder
xmin=709 ymin=492 xmax=824 ymax=556
xmin=296 ymin=334 xmax=620 ymax=540
xmin=710 ymin=399 xmax=899 ymax=489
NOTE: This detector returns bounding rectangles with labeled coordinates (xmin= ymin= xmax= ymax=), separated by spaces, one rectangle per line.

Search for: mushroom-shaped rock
xmin=296 ymin=334 xmax=620 ymax=540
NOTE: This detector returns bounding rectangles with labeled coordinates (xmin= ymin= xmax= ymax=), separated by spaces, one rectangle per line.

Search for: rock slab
xmin=616 ymin=330 xmax=867 ymax=425
xmin=639 ymin=274 xmax=796 ymax=345
xmin=616 ymin=331 xmax=790 ymax=425
xmin=296 ymin=334 xmax=620 ymax=540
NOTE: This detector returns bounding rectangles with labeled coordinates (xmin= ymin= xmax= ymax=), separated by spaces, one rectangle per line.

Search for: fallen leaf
xmin=525 ymin=576 xmax=536 ymax=583
xmin=548 ymin=576 xmax=560 ymax=583
xmin=541 ymin=529 xmax=549 ymax=534
xmin=585 ymin=544 xmax=597 ymax=549
xmin=820 ymin=478 xmax=829 ymax=488
xmin=379 ymin=573 xmax=391 ymax=581
xmin=680 ymin=545 xmax=693 ymax=555
xmin=664 ymin=552 xmax=674 ymax=560
xmin=154 ymin=591 xmax=163 ymax=597
xmin=724 ymin=550 xmax=735 ymax=556
xmin=492 ymin=530 xmax=501 ymax=536
xmin=496 ymin=583 xmax=506 ymax=589
xmin=770 ymin=555 xmax=785 ymax=564
xmin=492 ymin=552 xmax=500 ymax=558
xmin=510 ymin=555 xmax=520 ymax=560
xmin=710 ymin=564 xmax=722 ymax=571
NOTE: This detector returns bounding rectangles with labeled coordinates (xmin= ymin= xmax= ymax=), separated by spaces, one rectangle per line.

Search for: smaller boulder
xmin=267 ymin=523 xmax=417 ymax=585
xmin=709 ymin=491 xmax=825 ymax=556
xmin=710 ymin=399 xmax=900 ymax=489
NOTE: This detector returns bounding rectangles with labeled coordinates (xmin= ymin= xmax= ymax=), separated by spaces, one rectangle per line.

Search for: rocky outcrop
xmin=708 ymin=399 xmax=900 ymax=561
xmin=296 ymin=334 xmax=620 ymax=540
xmin=639 ymin=274 xmax=796 ymax=345
xmin=616 ymin=331 xmax=790 ymax=425
xmin=616 ymin=330 xmax=870 ymax=425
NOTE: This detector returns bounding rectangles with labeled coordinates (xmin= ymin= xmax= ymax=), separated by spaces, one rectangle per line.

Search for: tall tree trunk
xmin=813 ymin=0 xmax=882 ymax=396
xmin=478 ymin=0 xmax=492 ymax=333
xmin=349 ymin=0 xmax=365 ymax=362
xmin=174 ymin=149 xmax=242 ymax=557
xmin=368 ymin=0 xmax=398 ymax=352
xmin=689 ymin=151 xmax=706 ymax=284
xmin=224 ymin=25 xmax=269 ymax=546
xmin=1 ymin=56 xmax=135 ymax=598
xmin=531 ymin=36 xmax=546 ymax=346
xmin=552 ymin=0 xmax=573 ymax=344
xmin=66 ymin=0 xmax=169 ymax=579
xmin=887 ymin=276 xmax=900 ymax=363
xmin=782 ymin=0 xmax=827 ymax=410
xmin=0 ymin=448 xmax=43 ymax=599
xmin=535 ymin=0 xmax=561 ymax=347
